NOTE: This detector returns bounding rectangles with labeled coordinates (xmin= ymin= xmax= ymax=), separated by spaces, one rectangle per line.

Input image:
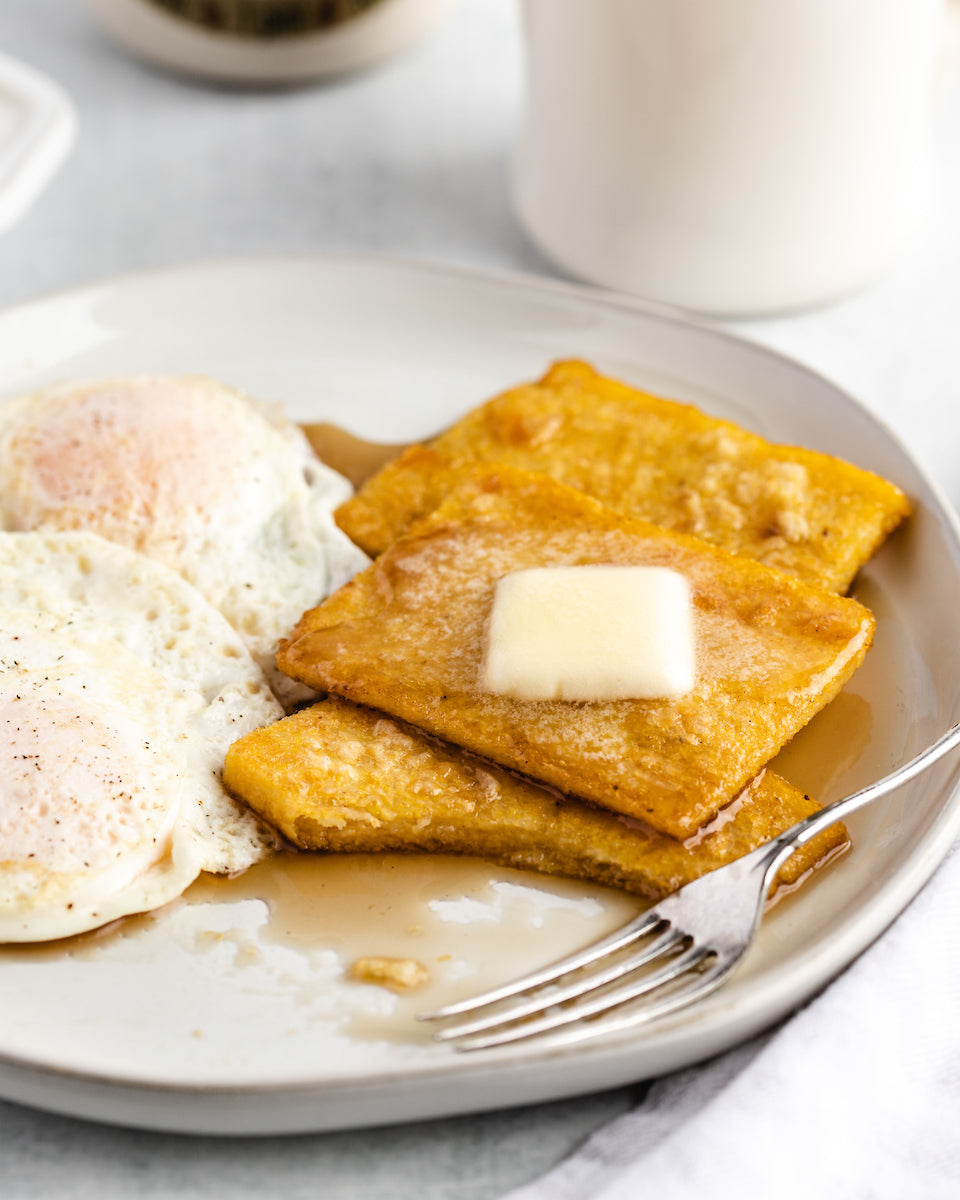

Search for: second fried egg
xmin=0 ymin=531 xmax=284 ymax=941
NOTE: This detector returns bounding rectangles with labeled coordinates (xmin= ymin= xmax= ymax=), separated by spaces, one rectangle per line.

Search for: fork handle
xmin=757 ymin=716 xmax=960 ymax=890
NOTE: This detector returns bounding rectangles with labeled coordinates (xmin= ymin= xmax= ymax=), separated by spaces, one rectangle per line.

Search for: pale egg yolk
xmin=8 ymin=380 xmax=264 ymax=554
xmin=0 ymin=688 xmax=182 ymax=895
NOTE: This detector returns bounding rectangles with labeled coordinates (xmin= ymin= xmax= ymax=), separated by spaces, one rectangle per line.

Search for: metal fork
xmin=419 ymin=718 xmax=960 ymax=1052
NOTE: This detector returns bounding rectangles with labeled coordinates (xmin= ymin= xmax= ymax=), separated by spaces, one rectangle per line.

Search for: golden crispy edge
xmin=224 ymin=697 xmax=847 ymax=901
xmin=282 ymin=465 xmax=875 ymax=839
xmin=335 ymin=359 xmax=910 ymax=592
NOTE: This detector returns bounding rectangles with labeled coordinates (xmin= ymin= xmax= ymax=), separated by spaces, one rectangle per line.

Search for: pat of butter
xmin=480 ymin=566 xmax=695 ymax=702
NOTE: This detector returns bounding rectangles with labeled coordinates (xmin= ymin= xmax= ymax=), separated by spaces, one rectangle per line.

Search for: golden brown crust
xmin=223 ymin=696 xmax=847 ymax=900
xmin=281 ymin=465 xmax=875 ymax=840
xmin=348 ymin=955 xmax=430 ymax=991
xmin=335 ymin=359 xmax=910 ymax=593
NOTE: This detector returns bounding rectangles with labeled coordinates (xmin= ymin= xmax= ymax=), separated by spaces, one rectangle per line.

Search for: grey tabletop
xmin=1 ymin=1 xmax=960 ymax=1197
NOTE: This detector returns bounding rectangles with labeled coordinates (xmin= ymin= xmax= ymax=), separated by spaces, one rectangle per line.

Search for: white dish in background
xmin=0 ymin=53 xmax=75 ymax=235
xmin=86 ymin=0 xmax=454 ymax=85
xmin=0 ymin=256 xmax=958 ymax=1136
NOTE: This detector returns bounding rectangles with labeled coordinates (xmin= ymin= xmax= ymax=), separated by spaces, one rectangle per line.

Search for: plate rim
xmin=1 ymin=252 xmax=959 ymax=1133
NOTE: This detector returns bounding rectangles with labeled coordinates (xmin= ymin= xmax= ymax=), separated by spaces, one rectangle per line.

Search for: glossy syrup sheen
xmin=301 ymin=422 xmax=410 ymax=489
xmin=183 ymin=853 xmax=642 ymax=1041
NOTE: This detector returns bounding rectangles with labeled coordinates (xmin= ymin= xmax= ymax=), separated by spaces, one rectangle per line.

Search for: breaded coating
xmin=335 ymin=360 xmax=910 ymax=592
xmin=279 ymin=466 xmax=874 ymax=840
xmin=348 ymin=956 xmax=430 ymax=991
xmin=223 ymin=697 xmax=848 ymax=900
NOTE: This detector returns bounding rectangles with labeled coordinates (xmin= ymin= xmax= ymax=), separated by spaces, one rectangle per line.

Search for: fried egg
xmin=0 ymin=375 xmax=368 ymax=703
xmin=0 ymin=531 xmax=283 ymax=942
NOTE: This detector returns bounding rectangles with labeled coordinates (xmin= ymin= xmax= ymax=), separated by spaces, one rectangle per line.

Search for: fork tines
xmin=418 ymin=907 xmax=718 ymax=1052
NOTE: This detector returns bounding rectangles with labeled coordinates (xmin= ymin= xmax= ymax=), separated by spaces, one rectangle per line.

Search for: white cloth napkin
xmin=503 ymin=842 xmax=960 ymax=1200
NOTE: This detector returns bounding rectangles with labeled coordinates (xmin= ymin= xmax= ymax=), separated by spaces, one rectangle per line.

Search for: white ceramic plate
xmin=0 ymin=256 xmax=959 ymax=1136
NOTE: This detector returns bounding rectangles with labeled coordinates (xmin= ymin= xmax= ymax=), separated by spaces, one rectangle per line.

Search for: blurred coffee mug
xmin=513 ymin=0 xmax=960 ymax=314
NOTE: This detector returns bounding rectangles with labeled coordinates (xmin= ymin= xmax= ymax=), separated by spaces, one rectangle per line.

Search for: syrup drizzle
xmin=301 ymin=423 xmax=410 ymax=488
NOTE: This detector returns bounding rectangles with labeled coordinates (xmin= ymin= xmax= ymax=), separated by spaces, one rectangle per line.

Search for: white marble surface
xmin=0 ymin=0 xmax=959 ymax=1196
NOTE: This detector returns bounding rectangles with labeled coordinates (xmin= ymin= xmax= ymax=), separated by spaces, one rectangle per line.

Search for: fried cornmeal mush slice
xmin=334 ymin=359 xmax=910 ymax=593
xmin=278 ymin=465 xmax=875 ymax=841
xmin=223 ymin=696 xmax=848 ymax=902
